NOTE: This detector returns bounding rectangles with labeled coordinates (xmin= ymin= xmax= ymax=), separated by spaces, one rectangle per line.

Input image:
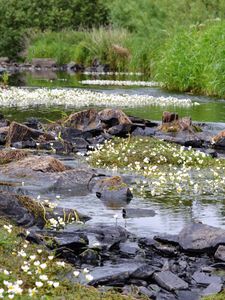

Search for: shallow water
xmin=2 ymin=70 xmax=225 ymax=237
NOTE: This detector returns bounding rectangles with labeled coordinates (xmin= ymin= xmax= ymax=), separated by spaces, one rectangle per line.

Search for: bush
xmin=0 ymin=0 xmax=109 ymax=58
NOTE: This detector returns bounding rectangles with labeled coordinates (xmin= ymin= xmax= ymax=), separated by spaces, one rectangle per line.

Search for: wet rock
xmin=24 ymin=117 xmax=42 ymax=130
xmin=98 ymin=108 xmax=132 ymax=129
xmin=132 ymin=126 xmax=156 ymax=136
xmin=73 ymin=137 xmax=89 ymax=150
xmin=154 ymin=271 xmax=188 ymax=291
xmin=63 ymin=109 xmax=101 ymax=131
xmin=204 ymin=149 xmax=218 ymax=158
xmin=178 ymin=223 xmax=225 ymax=253
xmin=93 ymin=176 xmax=133 ymax=208
xmin=51 ymin=232 xmax=88 ymax=251
xmin=192 ymin=271 xmax=222 ymax=286
xmin=131 ymin=264 xmax=155 ymax=279
xmin=214 ymin=245 xmax=225 ymax=261
xmin=12 ymin=140 xmax=37 ymax=149
xmin=107 ymin=124 xmax=133 ymax=137
xmin=200 ymin=283 xmax=223 ymax=296
xmin=0 ymin=127 xmax=8 ymax=145
xmin=119 ymin=241 xmax=140 ymax=256
xmin=6 ymin=121 xmax=54 ymax=146
xmin=88 ymin=262 xmax=144 ymax=286
xmin=53 ymin=168 xmax=96 ymax=191
xmin=0 ymin=191 xmax=44 ymax=227
xmin=38 ymin=140 xmax=74 ymax=153
xmin=122 ymin=208 xmax=156 ymax=218
xmin=79 ymin=249 xmax=100 ymax=265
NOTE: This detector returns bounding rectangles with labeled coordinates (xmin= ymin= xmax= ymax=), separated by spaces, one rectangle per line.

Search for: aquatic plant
xmin=0 ymin=87 xmax=197 ymax=108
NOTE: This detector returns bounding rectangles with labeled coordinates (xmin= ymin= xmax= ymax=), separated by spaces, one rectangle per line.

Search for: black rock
xmin=175 ymin=290 xmax=200 ymax=300
xmin=154 ymin=271 xmax=188 ymax=291
xmin=131 ymin=264 xmax=155 ymax=279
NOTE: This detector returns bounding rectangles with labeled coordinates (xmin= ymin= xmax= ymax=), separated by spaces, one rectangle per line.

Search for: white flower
xmin=35 ymin=281 xmax=43 ymax=288
xmin=73 ymin=271 xmax=80 ymax=277
xmin=3 ymin=270 xmax=10 ymax=275
xmin=48 ymin=256 xmax=54 ymax=260
xmin=30 ymin=255 xmax=36 ymax=261
xmin=85 ymin=274 xmax=93 ymax=281
xmin=83 ymin=268 xmax=89 ymax=274
xmin=37 ymin=249 xmax=42 ymax=254
xmin=40 ymin=263 xmax=47 ymax=269
xmin=39 ymin=274 xmax=48 ymax=281
xmin=53 ymin=282 xmax=59 ymax=288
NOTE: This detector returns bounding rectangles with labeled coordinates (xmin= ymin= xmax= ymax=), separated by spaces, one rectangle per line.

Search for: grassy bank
xmin=0 ymin=218 xmax=134 ymax=299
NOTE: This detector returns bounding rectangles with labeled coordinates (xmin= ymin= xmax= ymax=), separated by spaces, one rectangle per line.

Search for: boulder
xmin=98 ymin=108 xmax=132 ymax=128
xmin=2 ymin=155 xmax=67 ymax=176
xmin=93 ymin=176 xmax=133 ymax=208
xmin=192 ymin=271 xmax=222 ymax=285
xmin=6 ymin=121 xmax=54 ymax=146
xmin=63 ymin=109 xmax=101 ymax=131
xmin=0 ymin=191 xmax=45 ymax=227
xmin=214 ymin=245 xmax=225 ymax=261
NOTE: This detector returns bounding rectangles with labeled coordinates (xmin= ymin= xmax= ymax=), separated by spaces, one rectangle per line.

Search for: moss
xmin=16 ymin=195 xmax=45 ymax=221
xmin=202 ymin=291 xmax=225 ymax=300
xmin=0 ymin=218 xmax=138 ymax=299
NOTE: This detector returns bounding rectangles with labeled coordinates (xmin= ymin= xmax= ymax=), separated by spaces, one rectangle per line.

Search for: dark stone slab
xmin=119 ymin=241 xmax=140 ymax=256
xmin=192 ymin=271 xmax=222 ymax=286
xmin=175 ymin=290 xmax=200 ymax=300
xmin=154 ymin=271 xmax=188 ymax=291
xmin=131 ymin=264 xmax=155 ymax=279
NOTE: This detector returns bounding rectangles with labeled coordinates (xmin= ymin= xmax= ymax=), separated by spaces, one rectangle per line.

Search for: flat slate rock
xmin=175 ymin=290 xmax=200 ymax=300
xmin=192 ymin=271 xmax=222 ymax=286
xmin=131 ymin=264 xmax=155 ymax=279
xmin=200 ymin=283 xmax=223 ymax=296
xmin=154 ymin=271 xmax=188 ymax=291
xmin=88 ymin=262 xmax=144 ymax=286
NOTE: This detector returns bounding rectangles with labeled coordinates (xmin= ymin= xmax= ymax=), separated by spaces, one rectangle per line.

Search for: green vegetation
xmin=0 ymin=218 xmax=134 ymax=299
xmin=202 ymin=292 xmax=225 ymax=300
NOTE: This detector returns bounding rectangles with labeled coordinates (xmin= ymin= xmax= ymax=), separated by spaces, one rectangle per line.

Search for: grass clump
xmin=154 ymin=19 xmax=225 ymax=97
xmin=0 ymin=218 xmax=135 ymax=300
xmin=202 ymin=292 xmax=225 ymax=300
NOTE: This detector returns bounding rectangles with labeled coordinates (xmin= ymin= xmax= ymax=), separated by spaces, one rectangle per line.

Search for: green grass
xmin=154 ymin=19 xmax=225 ymax=97
xmin=0 ymin=218 xmax=135 ymax=300
xmin=202 ymin=292 xmax=225 ymax=300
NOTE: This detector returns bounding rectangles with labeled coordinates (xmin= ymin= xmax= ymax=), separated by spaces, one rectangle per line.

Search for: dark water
xmin=2 ymin=70 xmax=225 ymax=236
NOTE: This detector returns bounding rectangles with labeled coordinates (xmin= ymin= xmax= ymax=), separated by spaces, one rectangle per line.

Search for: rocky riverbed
xmin=1 ymin=107 xmax=225 ymax=299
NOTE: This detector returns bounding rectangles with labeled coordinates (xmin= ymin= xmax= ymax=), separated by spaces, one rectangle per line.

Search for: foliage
xmin=0 ymin=0 xmax=109 ymax=58
xmin=154 ymin=20 xmax=225 ymax=97
xmin=0 ymin=218 xmax=134 ymax=299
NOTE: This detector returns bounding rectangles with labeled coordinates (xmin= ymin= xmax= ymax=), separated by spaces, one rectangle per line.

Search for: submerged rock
xmin=93 ymin=176 xmax=133 ymax=208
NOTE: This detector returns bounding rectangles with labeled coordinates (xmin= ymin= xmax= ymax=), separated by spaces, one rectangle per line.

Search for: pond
xmin=2 ymin=70 xmax=225 ymax=238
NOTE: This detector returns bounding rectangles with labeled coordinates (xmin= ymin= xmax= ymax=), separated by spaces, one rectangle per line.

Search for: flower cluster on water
xmin=0 ymin=87 xmax=196 ymax=108
xmin=80 ymin=80 xmax=161 ymax=87
xmin=88 ymin=137 xmax=225 ymax=201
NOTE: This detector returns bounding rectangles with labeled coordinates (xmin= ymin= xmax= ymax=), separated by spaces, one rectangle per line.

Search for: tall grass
xmin=154 ymin=19 xmax=225 ymax=97
xmin=27 ymin=28 xmax=156 ymax=73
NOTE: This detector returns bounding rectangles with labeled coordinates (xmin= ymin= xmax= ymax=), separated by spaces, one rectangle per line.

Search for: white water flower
xmin=80 ymin=79 xmax=161 ymax=87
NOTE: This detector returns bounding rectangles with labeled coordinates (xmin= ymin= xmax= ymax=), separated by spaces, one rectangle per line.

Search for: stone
xmin=119 ymin=241 xmax=140 ymax=256
xmin=50 ymin=232 xmax=88 ymax=250
xmin=175 ymin=290 xmax=200 ymax=300
xmin=154 ymin=271 xmax=188 ymax=291
xmin=122 ymin=208 xmax=156 ymax=218
xmin=212 ymin=129 xmax=225 ymax=148
xmin=73 ymin=137 xmax=89 ymax=150
xmin=98 ymin=108 xmax=132 ymax=128
xmin=131 ymin=264 xmax=155 ymax=279
xmin=63 ymin=109 xmax=101 ymax=131
xmin=214 ymin=245 xmax=225 ymax=261
xmin=3 ymin=155 xmax=67 ymax=174
xmin=79 ymin=249 xmax=100 ymax=265
xmin=0 ymin=191 xmax=45 ymax=227
xmin=93 ymin=176 xmax=133 ymax=208
xmin=177 ymin=223 xmax=225 ymax=253
xmin=192 ymin=271 xmax=222 ymax=286
xmin=87 ymin=262 xmax=144 ymax=286
xmin=138 ymin=286 xmax=155 ymax=298
xmin=107 ymin=124 xmax=133 ymax=137
xmin=200 ymin=283 xmax=223 ymax=296
xmin=6 ymin=121 xmax=53 ymax=146
xmin=162 ymin=111 xmax=179 ymax=123
xmin=0 ymin=149 xmax=28 ymax=164
xmin=132 ymin=126 xmax=156 ymax=136
xmin=24 ymin=117 xmax=42 ymax=130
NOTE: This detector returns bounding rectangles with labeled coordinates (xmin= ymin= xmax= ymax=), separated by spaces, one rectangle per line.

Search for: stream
xmin=2 ymin=70 xmax=225 ymax=238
